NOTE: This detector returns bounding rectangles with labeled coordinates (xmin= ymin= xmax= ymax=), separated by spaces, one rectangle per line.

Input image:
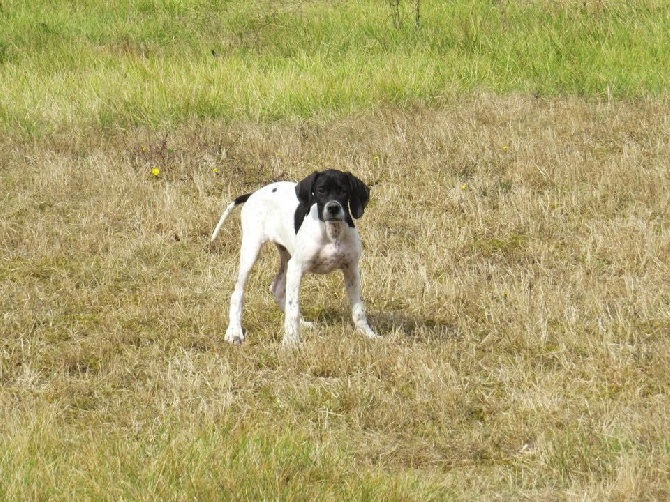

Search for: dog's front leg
xmin=283 ymin=258 xmax=303 ymax=345
xmin=343 ymin=262 xmax=379 ymax=339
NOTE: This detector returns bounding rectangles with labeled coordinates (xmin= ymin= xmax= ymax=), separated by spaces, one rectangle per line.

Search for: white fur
xmin=212 ymin=180 xmax=378 ymax=345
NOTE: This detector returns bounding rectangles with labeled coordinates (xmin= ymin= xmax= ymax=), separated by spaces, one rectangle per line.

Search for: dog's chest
xmin=308 ymin=241 xmax=354 ymax=274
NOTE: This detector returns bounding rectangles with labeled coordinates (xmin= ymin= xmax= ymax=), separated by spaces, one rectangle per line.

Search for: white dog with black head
xmin=211 ymin=169 xmax=378 ymax=345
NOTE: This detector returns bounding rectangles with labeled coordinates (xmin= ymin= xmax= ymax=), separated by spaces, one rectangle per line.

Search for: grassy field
xmin=2 ymin=0 xmax=670 ymax=500
xmin=2 ymin=0 xmax=670 ymax=135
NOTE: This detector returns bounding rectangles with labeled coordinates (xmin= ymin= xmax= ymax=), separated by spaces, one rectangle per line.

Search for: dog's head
xmin=295 ymin=170 xmax=370 ymax=227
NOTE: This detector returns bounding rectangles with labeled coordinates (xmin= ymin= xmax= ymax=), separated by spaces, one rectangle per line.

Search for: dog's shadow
xmin=305 ymin=308 xmax=456 ymax=340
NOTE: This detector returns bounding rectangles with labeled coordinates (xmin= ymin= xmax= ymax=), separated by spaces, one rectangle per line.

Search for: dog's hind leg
xmin=270 ymin=244 xmax=290 ymax=312
xmin=225 ymin=236 xmax=262 ymax=344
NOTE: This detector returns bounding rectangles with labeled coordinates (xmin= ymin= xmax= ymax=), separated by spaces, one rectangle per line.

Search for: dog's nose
xmin=326 ymin=203 xmax=340 ymax=216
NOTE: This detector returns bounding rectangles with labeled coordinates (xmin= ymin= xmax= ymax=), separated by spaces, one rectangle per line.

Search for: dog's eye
xmin=316 ymin=187 xmax=327 ymax=195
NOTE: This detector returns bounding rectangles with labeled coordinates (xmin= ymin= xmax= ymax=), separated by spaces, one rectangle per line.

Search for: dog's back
xmin=239 ymin=182 xmax=299 ymax=255
xmin=212 ymin=181 xmax=300 ymax=254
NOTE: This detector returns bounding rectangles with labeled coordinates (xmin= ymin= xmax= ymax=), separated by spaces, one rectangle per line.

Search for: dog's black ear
xmin=347 ymin=172 xmax=370 ymax=219
xmin=295 ymin=171 xmax=320 ymax=206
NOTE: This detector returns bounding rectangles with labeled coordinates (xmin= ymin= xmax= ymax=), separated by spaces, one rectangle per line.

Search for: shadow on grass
xmin=303 ymin=307 xmax=456 ymax=340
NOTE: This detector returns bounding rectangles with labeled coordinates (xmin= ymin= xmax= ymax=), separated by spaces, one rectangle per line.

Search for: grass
xmin=2 ymin=0 xmax=670 ymax=499
xmin=2 ymin=0 xmax=670 ymax=135
xmin=3 ymin=96 xmax=670 ymax=499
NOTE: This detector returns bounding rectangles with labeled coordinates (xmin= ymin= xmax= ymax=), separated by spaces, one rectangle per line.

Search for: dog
xmin=211 ymin=169 xmax=379 ymax=345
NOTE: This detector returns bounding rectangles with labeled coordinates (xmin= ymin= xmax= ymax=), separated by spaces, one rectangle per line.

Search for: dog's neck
xmin=324 ymin=221 xmax=345 ymax=242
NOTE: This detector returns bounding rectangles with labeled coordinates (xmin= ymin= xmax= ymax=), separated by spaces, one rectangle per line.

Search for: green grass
xmin=2 ymin=412 xmax=414 ymax=500
xmin=2 ymin=0 xmax=670 ymax=135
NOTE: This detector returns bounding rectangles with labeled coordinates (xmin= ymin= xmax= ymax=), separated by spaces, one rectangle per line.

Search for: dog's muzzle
xmin=324 ymin=201 xmax=345 ymax=221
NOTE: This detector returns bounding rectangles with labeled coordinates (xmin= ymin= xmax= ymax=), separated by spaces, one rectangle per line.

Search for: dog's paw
xmin=359 ymin=326 xmax=381 ymax=339
xmin=224 ymin=326 xmax=245 ymax=344
xmin=282 ymin=321 xmax=301 ymax=346
xmin=281 ymin=336 xmax=301 ymax=349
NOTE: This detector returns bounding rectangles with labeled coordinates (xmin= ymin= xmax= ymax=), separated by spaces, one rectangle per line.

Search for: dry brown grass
xmin=2 ymin=94 xmax=670 ymax=499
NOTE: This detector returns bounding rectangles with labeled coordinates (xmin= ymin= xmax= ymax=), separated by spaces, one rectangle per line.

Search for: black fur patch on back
xmin=234 ymin=193 xmax=252 ymax=206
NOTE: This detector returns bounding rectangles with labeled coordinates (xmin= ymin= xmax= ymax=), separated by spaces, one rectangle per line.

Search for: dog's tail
xmin=210 ymin=193 xmax=252 ymax=242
